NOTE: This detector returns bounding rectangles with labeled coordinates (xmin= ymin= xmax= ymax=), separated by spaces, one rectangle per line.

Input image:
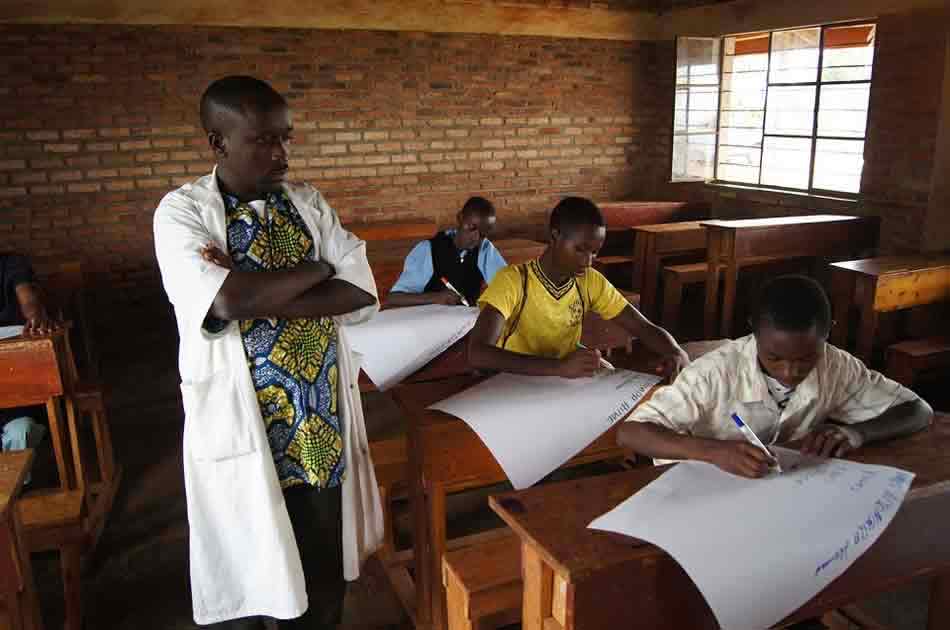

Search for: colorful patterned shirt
xmin=217 ymin=191 xmax=345 ymax=490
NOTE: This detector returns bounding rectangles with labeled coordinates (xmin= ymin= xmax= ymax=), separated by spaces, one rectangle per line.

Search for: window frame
xmin=683 ymin=20 xmax=878 ymax=199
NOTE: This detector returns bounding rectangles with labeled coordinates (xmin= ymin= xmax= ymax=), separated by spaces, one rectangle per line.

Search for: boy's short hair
xmin=460 ymin=196 xmax=496 ymax=220
xmin=752 ymin=275 xmax=832 ymax=336
xmin=549 ymin=197 xmax=605 ymax=236
xmin=200 ymin=76 xmax=288 ymax=133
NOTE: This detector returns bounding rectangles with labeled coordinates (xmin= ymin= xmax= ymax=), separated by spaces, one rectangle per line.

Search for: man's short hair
xmin=753 ymin=275 xmax=832 ymax=336
xmin=460 ymin=196 xmax=495 ymax=220
xmin=549 ymin=197 xmax=605 ymax=237
xmin=200 ymin=76 xmax=287 ymax=133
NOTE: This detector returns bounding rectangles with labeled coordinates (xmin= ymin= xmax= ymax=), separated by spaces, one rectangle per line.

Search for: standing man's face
xmin=210 ymin=104 xmax=293 ymax=199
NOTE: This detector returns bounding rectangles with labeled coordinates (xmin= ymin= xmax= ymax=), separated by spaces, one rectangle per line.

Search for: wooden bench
xmin=18 ymin=489 xmax=85 ymax=630
xmin=443 ymin=534 xmax=522 ymax=630
xmin=885 ymin=336 xmax=950 ymax=386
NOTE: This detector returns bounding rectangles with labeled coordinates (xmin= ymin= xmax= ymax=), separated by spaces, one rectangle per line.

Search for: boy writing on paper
xmin=387 ymin=196 xmax=506 ymax=308
xmin=467 ymin=196 xmax=689 ymax=379
xmin=618 ymin=275 xmax=933 ymax=479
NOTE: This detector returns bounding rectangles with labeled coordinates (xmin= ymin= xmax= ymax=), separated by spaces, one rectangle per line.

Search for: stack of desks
xmin=0 ymin=330 xmax=119 ymax=545
xmin=490 ymin=413 xmax=950 ymax=630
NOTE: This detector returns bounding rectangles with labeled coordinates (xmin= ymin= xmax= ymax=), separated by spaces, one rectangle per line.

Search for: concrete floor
xmin=28 ymin=384 xmax=936 ymax=630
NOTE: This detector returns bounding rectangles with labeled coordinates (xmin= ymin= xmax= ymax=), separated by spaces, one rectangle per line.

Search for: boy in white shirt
xmin=619 ymin=275 xmax=933 ymax=478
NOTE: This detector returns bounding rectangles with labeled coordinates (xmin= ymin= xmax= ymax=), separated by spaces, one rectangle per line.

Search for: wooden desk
xmin=389 ymin=352 xmax=659 ymax=630
xmin=349 ymin=219 xmax=437 ymax=242
xmin=829 ymin=254 xmax=950 ymax=363
xmin=491 ymin=413 xmax=950 ymax=630
xmin=703 ymin=215 xmax=879 ymax=338
xmin=630 ymin=221 xmax=706 ymax=318
xmin=0 ymin=332 xmax=76 ymax=490
xmin=0 ymin=450 xmax=42 ymax=630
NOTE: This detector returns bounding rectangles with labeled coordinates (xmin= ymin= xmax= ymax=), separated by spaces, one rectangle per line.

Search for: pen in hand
xmin=439 ymin=277 xmax=470 ymax=306
xmin=577 ymin=342 xmax=615 ymax=371
xmin=731 ymin=413 xmax=782 ymax=473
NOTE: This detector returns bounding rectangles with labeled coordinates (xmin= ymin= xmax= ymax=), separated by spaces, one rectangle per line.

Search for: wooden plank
xmin=0 ymin=0 xmax=660 ymax=40
xmin=0 ymin=337 xmax=64 ymax=407
xmin=522 ymin=543 xmax=553 ymax=630
xmin=873 ymin=267 xmax=950 ymax=312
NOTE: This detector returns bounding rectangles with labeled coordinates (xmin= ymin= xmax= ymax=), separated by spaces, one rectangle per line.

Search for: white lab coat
xmin=153 ymin=169 xmax=384 ymax=625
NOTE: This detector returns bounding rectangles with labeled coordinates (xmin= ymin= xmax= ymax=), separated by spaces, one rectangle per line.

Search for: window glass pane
xmin=672 ymin=134 xmax=717 ymax=181
xmin=761 ymin=136 xmax=812 ymax=189
xmin=764 ymin=85 xmax=817 ymax=136
xmin=813 ymin=139 xmax=864 ymax=193
xmin=817 ymin=83 xmax=870 ymax=138
xmin=719 ymin=127 xmax=763 ymax=148
xmin=822 ymin=24 xmax=875 ymax=82
xmin=674 ymin=88 xmax=688 ymax=133
xmin=677 ymin=37 xmax=721 ymax=86
xmin=769 ymin=28 xmax=820 ymax=83
xmin=717 ymin=144 xmax=761 ymax=184
xmin=673 ymin=37 xmax=720 ymax=182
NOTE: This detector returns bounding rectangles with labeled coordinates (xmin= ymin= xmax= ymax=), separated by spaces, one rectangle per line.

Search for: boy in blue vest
xmin=387 ymin=197 xmax=506 ymax=307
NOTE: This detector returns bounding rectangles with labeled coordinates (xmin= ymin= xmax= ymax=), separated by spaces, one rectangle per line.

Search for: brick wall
xmin=693 ymin=9 xmax=948 ymax=255
xmin=0 ymin=24 xmax=671 ymax=407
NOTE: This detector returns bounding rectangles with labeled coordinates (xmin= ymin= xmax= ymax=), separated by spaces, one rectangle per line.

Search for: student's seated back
xmin=387 ymin=196 xmax=506 ymax=308
xmin=467 ymin=196 xmax=689 ymax=380
xmin=619 ymin=275 xmax=934 ymax=478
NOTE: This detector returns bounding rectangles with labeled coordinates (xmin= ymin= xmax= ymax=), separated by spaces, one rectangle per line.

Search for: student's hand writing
xmin=707 ymin=441 xmax=773 ymax=479
xmin=559 ymin=348 xmax=601 ymax=379
xmin=655 ymin=348 xmax=690 ymax=380
xmin=201 ymin=243 xmax=234 ymax=270
xmin=431 ymin=290 xmax=463 ymax=306
xmin=800 ymin=426 xmax=854 ymax=458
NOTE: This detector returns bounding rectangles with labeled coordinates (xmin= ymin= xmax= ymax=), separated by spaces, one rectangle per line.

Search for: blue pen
xmin=731 ymin=413 xmax=782 ymax=473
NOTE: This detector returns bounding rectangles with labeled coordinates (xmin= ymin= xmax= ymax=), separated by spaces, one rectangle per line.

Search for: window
xmin=671 ymin=23 xmax=876 ymax=196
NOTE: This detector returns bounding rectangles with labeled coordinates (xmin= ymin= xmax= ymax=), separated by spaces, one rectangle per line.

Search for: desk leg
xmin=829 ymin=269 xmax=855 ymax=350
xmin=703 ymin=231 xmax=722 ymax=340
xmin=640 ymin=239 xmax=660 ymax=320
xmin=427 ymin=483 xmax=448 ymax=630
xmin=522 ymin=542 xmax=555 ymax=630
xmin=45 ymin=398 xmax=73 ymax=490
xmin=719 ymin=236 xmax=738 ymax=338
xmin=854 ymin=276 xmax=878 ymax=365
xmin=928 ymin=574 xmax=950 ymax=630
xmin=631 ymin=232 xmax=647 ymax=291
xmin=11 ymin=508 xmax=43 ymax=630
xmin=409 ymin=434 xmax=432 ymax=627
xmin=64 ymin=399 xmax=86 ymax=493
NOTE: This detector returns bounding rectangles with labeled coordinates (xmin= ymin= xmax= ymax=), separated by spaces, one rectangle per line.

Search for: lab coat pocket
xmin=181 ymin=370 xmax=257 ymax=461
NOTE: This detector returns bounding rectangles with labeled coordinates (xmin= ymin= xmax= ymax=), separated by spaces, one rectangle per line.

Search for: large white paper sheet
xmin=344 ymin=305 xmax=478 ymax=391
xmin=589 ymin=448 xmax=915 ymax=630
xmin=429 ymin=370 xmax=661 ymax=489
xmin=0 ymin=325 xmax=23 ymax=340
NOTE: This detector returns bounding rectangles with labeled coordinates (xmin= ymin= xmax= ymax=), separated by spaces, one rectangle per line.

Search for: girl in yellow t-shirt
xmin=469 ymin=196 xmax=689 ymax=379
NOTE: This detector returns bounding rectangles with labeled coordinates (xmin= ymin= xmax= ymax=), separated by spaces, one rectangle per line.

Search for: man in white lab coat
xmin=153 ymin=76 xmax=384 ymax=628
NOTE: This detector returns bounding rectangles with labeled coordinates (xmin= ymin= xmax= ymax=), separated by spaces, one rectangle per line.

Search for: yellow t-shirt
xmin=478 ymin=259 xmax=629 ymax=359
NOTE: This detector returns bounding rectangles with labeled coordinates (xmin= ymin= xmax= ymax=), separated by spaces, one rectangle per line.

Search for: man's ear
xmin=549 ymin=227 xmax=561 ymax=244
xmin=208 ymin=131 xmax=226 ymax=158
